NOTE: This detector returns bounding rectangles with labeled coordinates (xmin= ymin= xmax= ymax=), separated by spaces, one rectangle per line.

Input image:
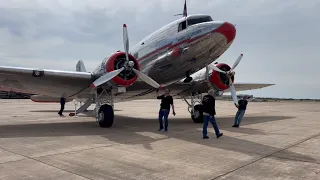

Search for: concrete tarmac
xmin=0 ymin=99 xmax=319 ymax=180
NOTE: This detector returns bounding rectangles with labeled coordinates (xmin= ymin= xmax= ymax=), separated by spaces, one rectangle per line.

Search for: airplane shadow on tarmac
xmin=0 ymin=112 xmax=317 ymax=164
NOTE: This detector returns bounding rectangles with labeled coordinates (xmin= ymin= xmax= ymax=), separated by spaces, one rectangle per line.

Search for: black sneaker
xmin=216 ymin=133 xmax=223 ymax=138
xmin=203 ymin=136 xmax=209 ymax=139
xmin=232 ymin=124 xmax=239 ymax=128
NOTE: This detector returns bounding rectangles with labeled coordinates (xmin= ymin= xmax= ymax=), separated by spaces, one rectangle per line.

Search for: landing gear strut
xmin=183 ymin=92 xmax=203 ymax=123
xmin=94 ymin=87 xmax=114 ymax=128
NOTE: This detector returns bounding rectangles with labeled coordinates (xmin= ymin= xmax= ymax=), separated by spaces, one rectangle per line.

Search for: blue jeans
xmin=234 ymin=110 xmax=246 ymax=125
xmin=203 ymin=115 xmax=221 ymax=137
xmin=159 ymin=109 xmax=169 ymax=131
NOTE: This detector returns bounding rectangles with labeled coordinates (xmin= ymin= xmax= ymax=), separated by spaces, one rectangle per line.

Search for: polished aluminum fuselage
xmin=0 ymin=14 xmax=236 ymax=101
xmin=93 ymin=15 xmax=234 ymax=85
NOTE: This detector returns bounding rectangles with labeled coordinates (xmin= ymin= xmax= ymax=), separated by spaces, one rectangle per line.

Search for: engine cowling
xmin=209 ymin=63 xmax=235 ymax=91
xmin=104 ymin=51 xmax=140 ymax=86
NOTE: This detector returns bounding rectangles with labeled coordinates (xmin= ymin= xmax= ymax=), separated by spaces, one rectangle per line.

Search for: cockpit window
xmin=187 ymin=16 xmax=213 ymax=26
xmin=178 ymin=16 xmax=213 ymax=32
xmin=178 ymin=21 xmax=187 ymax=32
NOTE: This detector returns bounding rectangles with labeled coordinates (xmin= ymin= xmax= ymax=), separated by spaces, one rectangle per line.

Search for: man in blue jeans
xmin=157 ymin=89 xmax=175 ymax=132
xmin=201 ymin=89 xmax=223 ymax=139
xmin=233 ymin=96 xmax=248 ymax=128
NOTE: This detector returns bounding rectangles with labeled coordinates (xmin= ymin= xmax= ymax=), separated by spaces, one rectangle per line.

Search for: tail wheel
xmin=191 ymin=104 xmax=203 ymax=123
xmin=97 ymin=104 xmax=114 ymax=128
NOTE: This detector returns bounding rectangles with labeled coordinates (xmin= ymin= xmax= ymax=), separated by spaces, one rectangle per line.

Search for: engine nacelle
xmin=209 ymin=63 xmax=235 ymax=91
xmin=104 ymin=51 xmax=140 ymax=87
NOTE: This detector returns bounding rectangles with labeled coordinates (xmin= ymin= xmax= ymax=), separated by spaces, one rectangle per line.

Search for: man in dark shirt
xmin=58 ymin=96 xmax=66 ymax=116
xmin=157 ymin=89 xmax=175 ymax=132
xmin=232 ymin=96 xmax=248 ymax=127
xmin=201 ymin=89 xmax=223 ymax=139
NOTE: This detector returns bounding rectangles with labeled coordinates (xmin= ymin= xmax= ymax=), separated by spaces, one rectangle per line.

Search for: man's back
xmin=202 ymin=95 xmax=216 ymax=116
xmin=238 ymin=99 xmax=248 ymax=110
xmin=60 ymin=97 xmax=66 ymax=105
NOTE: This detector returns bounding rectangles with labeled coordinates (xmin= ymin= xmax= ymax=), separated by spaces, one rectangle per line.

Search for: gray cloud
xmin=0 ymin=0 xmax=319 ymax=98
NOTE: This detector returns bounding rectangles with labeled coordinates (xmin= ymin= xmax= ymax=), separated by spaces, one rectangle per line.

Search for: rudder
xmin=76 ymin=60 xmax=87 ymax=72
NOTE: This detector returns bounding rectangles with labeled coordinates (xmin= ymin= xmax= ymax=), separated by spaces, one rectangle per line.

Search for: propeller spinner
xmin=91 ymin=24 xmax=161 ymax=89
xmin=207 ymin=54 xmax=244 ymax=106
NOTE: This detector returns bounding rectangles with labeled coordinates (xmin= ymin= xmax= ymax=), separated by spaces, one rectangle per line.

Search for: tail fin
xmin=76 ymin=60 xmax=87 ymax=72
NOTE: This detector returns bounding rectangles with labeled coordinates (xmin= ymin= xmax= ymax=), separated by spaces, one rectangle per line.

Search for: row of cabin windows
xmin=178 ymin=16 xmax=213 ymax=32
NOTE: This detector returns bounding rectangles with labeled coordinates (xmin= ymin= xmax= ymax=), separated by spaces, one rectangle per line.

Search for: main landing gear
xmin=69 ymin=87 xmax=115 ymax=128
xmin=183 ymin=92 xmax=204 ymax=123
xmin=94 ymin=87 xmax=115 ymax=128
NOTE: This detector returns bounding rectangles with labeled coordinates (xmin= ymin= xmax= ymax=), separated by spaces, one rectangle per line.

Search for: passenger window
xmin=178 ymin=21 xmax=187 ymax=32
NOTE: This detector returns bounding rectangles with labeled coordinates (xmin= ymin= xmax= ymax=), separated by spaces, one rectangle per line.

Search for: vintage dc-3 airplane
xmin=0 ymin=1 xmax=274 ymax=127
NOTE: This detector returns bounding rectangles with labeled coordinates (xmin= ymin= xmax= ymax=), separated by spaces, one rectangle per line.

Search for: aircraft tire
xmin=191 ymin=104 xmax=203 ymax=123
xmin=97 ymin=104 xmax=114 ymax=128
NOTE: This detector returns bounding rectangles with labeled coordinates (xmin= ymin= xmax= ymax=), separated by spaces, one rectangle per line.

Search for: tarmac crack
xmin=0 ymin=146 xmax=93 ymax=180
xmin=270 ymin=155 xmax=320 ymax=165
xmin=211 ymin=132 xmax=320 ymax=180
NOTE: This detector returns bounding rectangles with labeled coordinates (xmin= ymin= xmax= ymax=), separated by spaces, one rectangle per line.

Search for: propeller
xmin=205 ymin=63 xmax=213 ymax=89
xmin=207 ymin=54 xmax=244 ymax=106
xmin=90 ymin=24 xmax=161 ymax=89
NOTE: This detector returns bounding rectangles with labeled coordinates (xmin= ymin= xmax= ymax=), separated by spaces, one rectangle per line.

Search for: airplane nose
xmin=215 ymin=22 xmax=236 ymax=44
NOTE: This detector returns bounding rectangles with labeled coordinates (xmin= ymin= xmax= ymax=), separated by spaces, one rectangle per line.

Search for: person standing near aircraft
xmin=58 ymin=96 xmax=66 ymax=116
xmin=201 ymin=89 xmax=223 ymax=139
xmin=232 ymin=96 xmax=248 ymax=127
xmin=156 ymin=89 xmax=176 ymax=132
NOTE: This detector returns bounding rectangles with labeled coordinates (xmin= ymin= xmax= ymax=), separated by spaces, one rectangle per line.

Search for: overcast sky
xmin=0 ymin=0 xmax=319 ymax=99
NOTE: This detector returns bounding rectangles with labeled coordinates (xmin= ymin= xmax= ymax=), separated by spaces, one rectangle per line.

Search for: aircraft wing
xmin=225 ymin=83 xmax=275 ymax=92
xmin=119 ymin=80 xmax=274 ymax=101
xmin=0 ymin=65 xmax=274 ymax=102
xmin=0 ymin=66 xmax=93 ymax=97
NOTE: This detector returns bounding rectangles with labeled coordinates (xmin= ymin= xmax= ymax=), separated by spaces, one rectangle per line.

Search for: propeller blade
xmin=208 ymin=64 xmax=227 ymax=74
xmin=123 ymin=24 xmax=129 ymax=62
xmin=205 ymin=64 xmax=209 ymax=81
xmin=229 ymin=77 xmax=232 ymax=85
xmin=90 ymin=67 xmax=125 ymax=88
xmin=229 ymin=83 xmax=239 ymax=106
xmin=205 ymin=64 xmax=213 ymax=89
xmin=230 ymin=54 xmax=243 ymax=71
xmin=132 ymin=68 xmax=161 ymax=88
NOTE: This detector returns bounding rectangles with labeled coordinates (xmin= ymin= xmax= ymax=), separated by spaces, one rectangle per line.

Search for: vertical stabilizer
xmin=76 ymin=60 xmax=87 ymax=72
